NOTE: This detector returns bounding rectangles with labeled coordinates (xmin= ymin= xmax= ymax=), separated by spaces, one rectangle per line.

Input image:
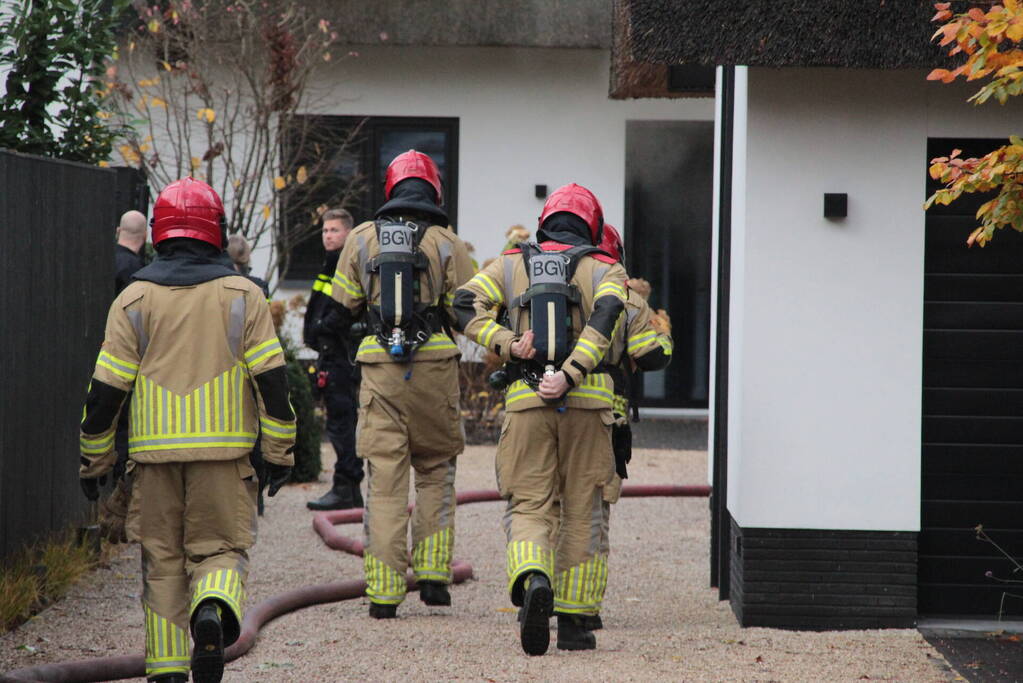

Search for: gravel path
xmin=1 ymin=445 xmax=958 ymax=681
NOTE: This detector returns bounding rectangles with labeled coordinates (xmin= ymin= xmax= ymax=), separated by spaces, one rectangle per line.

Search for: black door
xmin=920 ymin=137 xmax=1023 ymax=616
xmin=624 ymin=121 xmax=714 ymax=409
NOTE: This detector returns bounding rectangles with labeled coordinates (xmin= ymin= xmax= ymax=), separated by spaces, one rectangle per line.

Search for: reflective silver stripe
xmin=592 ymin=264 xmax=608 ymax=296
xmin=438 ymin=240 xmax=451 ymax=268
xmin=126 ymin=309 xmax=148 ymax=357
xmin=228 ymin=296 xmax=246 ymax=359
xmin=587 ymin=488 xmax=603 ymax=555
xmin=356 ymin=234 xmax=369 ymax=275
xmin=438 ymin=460 xmax=457 ymax=527
xmin=504 ymin=257 xmax=520 ymax=333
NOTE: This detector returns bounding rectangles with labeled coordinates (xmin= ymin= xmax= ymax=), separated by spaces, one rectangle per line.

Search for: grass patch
xmin=0 ymin=529 xmax=99 ymax=634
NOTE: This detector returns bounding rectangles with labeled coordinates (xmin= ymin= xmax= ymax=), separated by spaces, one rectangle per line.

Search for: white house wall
xmin=724 ymin=67 xmax=1023 ymax=532
xmin=260 ymin=46 xmax=713 ymax=292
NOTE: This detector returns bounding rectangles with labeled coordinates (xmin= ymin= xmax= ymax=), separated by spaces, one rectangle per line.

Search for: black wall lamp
xmin=535 ymin=184 xmax=548 ymax=199
xmin=824 ymin=193 xmax=847 ymax=219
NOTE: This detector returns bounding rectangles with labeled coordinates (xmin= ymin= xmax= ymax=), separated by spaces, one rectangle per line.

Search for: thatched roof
xmin=309 ymin=0 xmax=610 ymax=49
xmin=620 ymin=0 xmax=970 ymax=68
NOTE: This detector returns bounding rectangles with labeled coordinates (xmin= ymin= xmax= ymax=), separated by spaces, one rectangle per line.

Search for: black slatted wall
xmin=920 ymin=138 xmax=1023 ymax=616
xmin=0 ymin=150 xmax=117 ymax=560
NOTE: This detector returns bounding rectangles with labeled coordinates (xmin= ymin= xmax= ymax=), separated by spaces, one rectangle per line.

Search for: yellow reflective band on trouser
xmin=506 ymin=541 xmax=555 ymax=594
xmin=144 ymin=604 xmax=190 ymax=678
xmin=190 ymin=569 xmax=244 ymax=629
xmin=259 ymin=415 xmax=296 ymax=439
xmin=129 ymin=365 xmax=256 ymax=454
xmin=80 ymin=431 xmax=114 ymax=454
xmin=411 ymin=527 xmax=454 ymax=583
xmin=357 ymin=332 xmax=457 ymax=356
xmin=469 ymin=272 xmax=503 ymax=303
xmin=96 ymin=349 xmax=139 ymax=382
xmin=554 ymin=554 xmax=609 ymax=615
xmin=365 ymin=552 xmax=407 ymax=605
xmin=332 ymin=272 xmax=363 ymax=298
xmin=244 ymin=337 xmax=283 ymax=370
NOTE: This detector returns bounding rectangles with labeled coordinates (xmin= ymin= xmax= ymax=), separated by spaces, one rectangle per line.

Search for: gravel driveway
xmin=1 ymin=445 xmax=957 ymax=681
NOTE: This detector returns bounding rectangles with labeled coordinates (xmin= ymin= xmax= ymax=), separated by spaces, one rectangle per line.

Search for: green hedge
xmin=284 ymin=344 xmax=322 ymax=483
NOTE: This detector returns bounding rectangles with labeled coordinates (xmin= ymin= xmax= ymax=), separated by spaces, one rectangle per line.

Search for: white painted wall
xmin=723 ymin=67 xmax=1023 ymax=532
xmin=263 ymin=45 xmax=713 ymax=302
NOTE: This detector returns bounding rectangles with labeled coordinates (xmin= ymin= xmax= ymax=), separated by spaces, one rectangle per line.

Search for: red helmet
xmin=599 ymin=224 xmax=625 ymax=264
xmin=384 ymin=150 xmax=443 ymax=205
xmin=151 ymin=177 xmax=225 ymax=248
xmin=538 ymin=183 xmax=603 ymax=244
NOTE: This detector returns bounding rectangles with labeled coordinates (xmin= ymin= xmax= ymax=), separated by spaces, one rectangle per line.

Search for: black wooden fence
xmin=0 ymin=150 xmax=145 ymax=560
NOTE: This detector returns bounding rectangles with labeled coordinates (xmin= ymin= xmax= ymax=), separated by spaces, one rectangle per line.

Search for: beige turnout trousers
xmin=125 ymin=456 xmax=257 ymax=679
xmin=496 ymin=406 xmax=616 ymax=615
xmin=357 ymin=359 xmax=464 ymax=605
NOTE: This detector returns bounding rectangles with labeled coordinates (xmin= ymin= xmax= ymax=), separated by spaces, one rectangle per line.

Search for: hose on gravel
xmin=4 ymin=484 xmax=709 ymax=682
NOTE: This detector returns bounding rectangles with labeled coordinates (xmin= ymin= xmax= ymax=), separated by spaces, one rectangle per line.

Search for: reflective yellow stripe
xmin=471 ymin=273 xmax=503 ymax=303
xmin=365 ymin=552 xmax=407 ymax=604
xmin=476 ymin=320 xmax=501 ymax=347
xmin=412 ymin=527 xmax=454 ymax=582
xmin=80 ymin=432 xmax=114 ymax=453
xmin=244 ymin=337 xmax=282 ymax=368
xmin=332 ymin=272 xmax=363 ymax=298
xmin=506 ymin=541 xmax=554 ymax=593
xmin=627 ymin=330 xmax=656 ymax=352
xmin=574 ymin=338 xmax=601 ymax=364
xmin=595 ymin=282 xmax=626 ymax=300
xmin=357 ymin=332 xmax=456 ymax=356
xmin=259 ymin=415 xmax=296 ymax=438
xmin=96 ymin=350 xmax=138 ymax=381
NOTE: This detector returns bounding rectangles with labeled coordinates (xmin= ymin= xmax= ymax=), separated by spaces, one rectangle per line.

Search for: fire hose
xmin=4 ymin=484 xmax=709 ymax=683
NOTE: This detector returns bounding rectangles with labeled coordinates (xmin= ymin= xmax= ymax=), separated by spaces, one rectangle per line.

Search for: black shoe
xmin=419 ymin=581 xmax=451 ymax=606
xmin=369 ymin=602 xmax=397 ymax=619
xmin=581 ymin=613 xmax=603 ymax=631
xmin=148 ymin=674 xmax=187 ymax=683
xmin=351 ymin=483 xmax=364 ymax=508
xmin=306 ymin=484 xmax=355 ymax=510
xmin=190 ymin=602 xmax=225 ymax=682
xmin=557 ymin=614 xmax=596 ymax=651
xmin=519 ymin=573 xmax=553 ymax=656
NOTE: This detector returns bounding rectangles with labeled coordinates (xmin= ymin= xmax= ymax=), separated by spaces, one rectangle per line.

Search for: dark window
xmin=280 ymin=116 xmax=459 ymax=283
xmin=668 ymin=65 xmax=716 ymax=94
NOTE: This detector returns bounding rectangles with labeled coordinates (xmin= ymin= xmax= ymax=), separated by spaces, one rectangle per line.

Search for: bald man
xmin=115 ymin=210 xmax=148 ymax=295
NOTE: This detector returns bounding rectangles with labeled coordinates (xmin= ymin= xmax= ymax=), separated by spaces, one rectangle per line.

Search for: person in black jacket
xmin=114 ymin=210 xmax=148 ymax=295
xmin=306 ymin=208 xmax=364 ymax=510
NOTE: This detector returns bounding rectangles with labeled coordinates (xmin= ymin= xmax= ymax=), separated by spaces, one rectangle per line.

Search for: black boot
xmin=148 ymin=674 xmax=187 ymax=683
xmin=519 ymin=573 xmax=553 ymax=656
xmin=190 ymin=601 xmax=225 ymax=682
xmin=557 ymin=614 xmax=596 ymax=651
xmin=306 ymin=482 xmax=356 ymax=510
xmin=369 ymin=602 xmax=398 ymax=619
xmin=581 ymin=613 xmax=603 ymax=631
xmin=351 ymin=480 xmax=364 ymax=508
xmin=419 ymin=581 xmax=451 ymax=606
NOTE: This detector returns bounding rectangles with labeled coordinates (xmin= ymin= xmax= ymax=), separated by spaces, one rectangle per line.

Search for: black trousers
xmin=321 ymin=356 xmax=363 ymax=485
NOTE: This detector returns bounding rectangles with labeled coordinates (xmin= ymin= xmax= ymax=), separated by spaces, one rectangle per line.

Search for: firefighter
xmin=585 ymin=223 xmax=673 ymax=631
xmin=306 ymin=208 xmax=364 ymax=510
xmin=454 ymin=183 xmax=627 ymax=655
xmin=330 ymin=150 xmax=474 ymax=618
xmin=78 ymin=177 xmax=296 ymax=683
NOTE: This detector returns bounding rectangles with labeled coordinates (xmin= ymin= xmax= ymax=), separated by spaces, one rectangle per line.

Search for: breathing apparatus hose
xmin=4 ymin=484 xmax=709 ymax=683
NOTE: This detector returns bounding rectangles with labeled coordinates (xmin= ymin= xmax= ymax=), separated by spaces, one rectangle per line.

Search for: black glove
xmin=80 ymin=475 xmax=107 ymax=502
xmin=265 ymin=463 xmax=292 ymax=497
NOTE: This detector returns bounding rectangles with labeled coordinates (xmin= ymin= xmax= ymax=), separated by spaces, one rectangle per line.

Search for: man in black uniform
xmin=114 ymin=210 xmax=148 ymax=295
xmin=306 ymin=208 xmax=364 ymax=510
